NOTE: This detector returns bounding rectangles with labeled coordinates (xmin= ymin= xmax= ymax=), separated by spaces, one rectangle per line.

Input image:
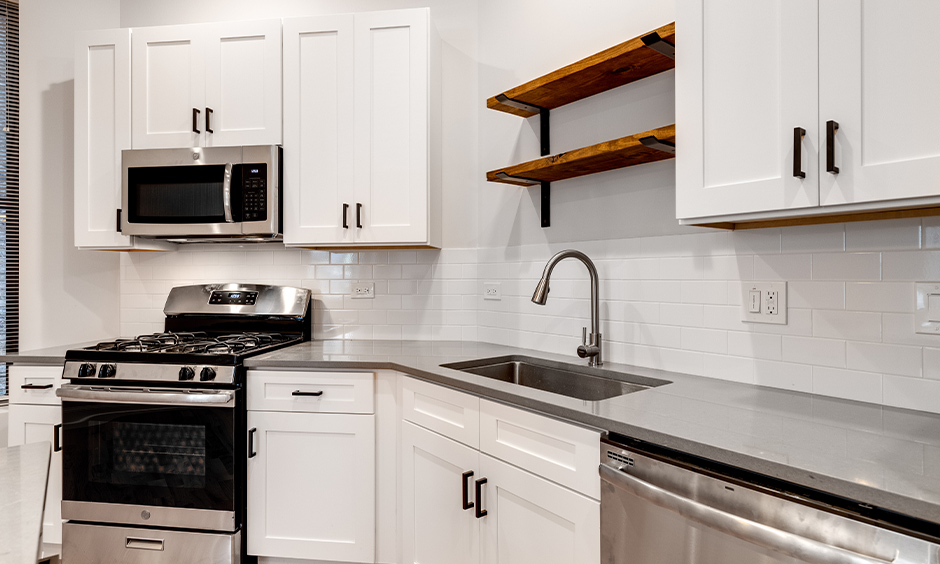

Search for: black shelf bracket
xmin=640 ymin=31 xmax=675 ymax=60
xmin=639 ymin=135 xmax=676 ymax=154
xmin=495 ymin=94 xmax=552 ymax=227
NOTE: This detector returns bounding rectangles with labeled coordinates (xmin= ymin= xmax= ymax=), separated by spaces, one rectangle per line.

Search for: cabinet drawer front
xmin=402 ymin=377 xmax=479 ymax=448
xmin=480 ymin=400 xmax=600 ymax=499
xmin=247 ymin=371 xmax=374 ymax=413
xmin=10 ymin=365 xmax=64 ymax=405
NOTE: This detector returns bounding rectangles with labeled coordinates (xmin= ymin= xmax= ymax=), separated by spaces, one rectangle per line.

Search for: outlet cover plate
xmin=352 ymin=283 xmax=375 ymax=299
xmin=742 ymin=281 xmax=787 ymax=325
xmin=483 ymin=282 xmax=501 ymax=300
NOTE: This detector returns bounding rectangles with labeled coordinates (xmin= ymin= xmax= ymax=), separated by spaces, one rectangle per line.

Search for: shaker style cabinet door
xmin=676 ymin=0 xmax=819 ymax=220
xmin=401 ymin=420 xmax=481 ymax=564
xmin=246 ymin=411 xmax=375 ymax=562
xmin=131 ymin=24 xmax=206 ymax=149
xmin=8 ymin=404 xmax=63 ymax=545
xmin=819 ymin=1 xmax=940 ymax=206
xmin=479 ymin=454 xmax=600 ymax=564
xmin=203 ymin=19 xmax=282 ymax=147
xmin=282 ymin=14 xmax=357 ymax=246
xmin=353 ymin=9 xmax=431 ymax=245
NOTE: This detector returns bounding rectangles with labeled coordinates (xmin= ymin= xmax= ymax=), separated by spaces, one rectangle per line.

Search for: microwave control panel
xmin=241 ymin=164 xmax=267 ymax=221
xmin=209 ymin=291 xmax=258 ymax=306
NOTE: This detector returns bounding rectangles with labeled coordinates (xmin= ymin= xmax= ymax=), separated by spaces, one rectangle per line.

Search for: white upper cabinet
xmin=818 ymin=0 xmax=940 ymax=207
xmin=131 ymin=20 xmax=281 ymax=149
xmin=282 ymin=8 xmax=440 ymax=248
xmin=74 ymin=29 xmax=171 ymax=250
xmin=676 ymin=0 xmax=819 ymax=220
xmin=678 ymin=1 xmax=940 ymax=224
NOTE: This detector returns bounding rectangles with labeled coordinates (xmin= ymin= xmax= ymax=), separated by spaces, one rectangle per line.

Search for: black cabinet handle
xmin=192 ymin=108 xmax=201 ymax=134
xmin=248 ymin=427 xmax=257 ymax=458
xmin=21 ymin=383 xmax=53 ymax=390
xmin=462 ymin=471 xmax=475 ymax=510
xmin=54 ymin=424 xmax=62 ymax=452
xmin=793 ymin=127 xmax=806 ymax=179
xmin=356 ymin=203 xmax=363 ymax=228
xmin=343 ymin=203 xmax=349 ymax=229
xmin=206 ymin=107 xmax=214 ymax=133
xmin=826 ymin=120 xmax=840 ymax=174
xmin=291 ymin=390 xmax=324 ymax=397
xmin=474 ymin=477 xmax=488 ymax=518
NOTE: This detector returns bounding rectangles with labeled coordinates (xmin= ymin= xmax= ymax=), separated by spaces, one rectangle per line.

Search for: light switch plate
xmin=915 ymin=282 xmax=940 ymax=334
xmin=741 ymin=281 xmax=787 ymax=325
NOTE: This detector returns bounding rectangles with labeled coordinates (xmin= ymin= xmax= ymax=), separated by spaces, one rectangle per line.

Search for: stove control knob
xmin=178 ymin=366 xmax=195 ymax=381
xmin=199 ymin=367 xmax=217 ymax=381
xmin=77 ymin=363 xmax=96 ymax=378
xmin=98 ymin=364 xmax=116 ymax=379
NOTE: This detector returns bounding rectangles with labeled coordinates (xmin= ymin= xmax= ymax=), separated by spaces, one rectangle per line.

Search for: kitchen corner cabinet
xmin=677 ymin=1 xmax=940 ymax=228
xmin=131 ymin=19 xmax=282 ymax=150
xmin=282 ymin=9 xmax=441 ymax=248
xmin=401 ymin=378 xmax=600 ymax=564
xmin=74 ymin=30 xmax=170 ymax=251
xmin=7 ymin=365 xmax=65 ymax=545
xmin=246 ymin=370 xmax=375 ymax=562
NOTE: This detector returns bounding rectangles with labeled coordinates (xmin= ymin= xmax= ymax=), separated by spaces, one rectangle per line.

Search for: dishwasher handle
xmin=599 ymin=464 xmax=895 ymax=564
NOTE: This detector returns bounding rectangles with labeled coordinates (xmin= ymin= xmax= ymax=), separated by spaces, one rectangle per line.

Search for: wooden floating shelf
xmin=486 ymin=125 xmax=676 ymax=186
xmin=487 ymin=22 xmax=675 ymax=118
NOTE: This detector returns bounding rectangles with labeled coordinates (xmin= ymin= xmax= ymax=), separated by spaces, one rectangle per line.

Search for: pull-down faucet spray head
xmin=531 ymin=278 xmax=550 ymax=305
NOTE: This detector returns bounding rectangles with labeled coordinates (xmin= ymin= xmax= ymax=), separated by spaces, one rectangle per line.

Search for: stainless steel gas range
xmin=56 ymin=283 xmax=311 ymax=564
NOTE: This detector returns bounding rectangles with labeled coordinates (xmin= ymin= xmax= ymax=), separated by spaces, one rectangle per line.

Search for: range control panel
xmin=209 ymin=290 xmax=258 ymax=306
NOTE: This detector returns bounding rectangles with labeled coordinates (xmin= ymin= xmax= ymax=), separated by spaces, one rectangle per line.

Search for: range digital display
xmin=208 ymin=291 xmax=257 ymax=306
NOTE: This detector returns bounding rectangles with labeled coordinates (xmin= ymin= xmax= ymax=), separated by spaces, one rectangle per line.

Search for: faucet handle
xmin=582 ymin=327 xmax=587 ymax=346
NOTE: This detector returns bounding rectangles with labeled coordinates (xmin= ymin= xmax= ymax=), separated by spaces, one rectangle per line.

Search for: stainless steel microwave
xmin=121 ymin=145 xmax=282 ymax=242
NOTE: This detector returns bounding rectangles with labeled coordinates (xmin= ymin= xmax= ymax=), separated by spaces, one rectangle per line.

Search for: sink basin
xmin=441 ymin=355 xmax=671 ymax=401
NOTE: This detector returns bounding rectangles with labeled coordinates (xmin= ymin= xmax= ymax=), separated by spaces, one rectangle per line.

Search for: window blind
xmin=0 ymin=0 xmax=18 ymax=398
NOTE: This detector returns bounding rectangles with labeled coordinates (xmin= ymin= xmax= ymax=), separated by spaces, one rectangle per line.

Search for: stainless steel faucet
xmin=531 ymin=249 xmax=602 ymax=366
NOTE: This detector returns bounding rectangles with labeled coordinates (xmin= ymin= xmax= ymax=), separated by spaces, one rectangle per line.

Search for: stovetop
xmin=88 ymin=331 xmax=296 ymax=355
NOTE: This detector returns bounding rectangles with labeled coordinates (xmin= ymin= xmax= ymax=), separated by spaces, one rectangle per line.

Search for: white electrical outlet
xmin=742 ymin=282 xmax=787 ymax=325
xmin=483 ymin=282 xmax=501 ymax=300
xmin=352 ymin=283 xmax=374 ymax=299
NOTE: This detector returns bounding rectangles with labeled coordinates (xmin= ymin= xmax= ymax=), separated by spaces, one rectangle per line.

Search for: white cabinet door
xmin=246 ymin=411 xmax=375 ymax=562
xmin=74 ymin=30 xmax=171 ymax=251
xmin=479 ymin=454 xmax=599 ymax=564
xmin=819 ymin=1 xmax=940 ymax=206
xmin=676 ymin=0 xmax=819 ymax=220
xmin=131 ymin=24 xmax=206 ymax=149
xmin=282 ymin=15 xmax=356 ymax=246
xmin=354 ymin=9 xmax=430 ymax=244
xmin=8 ymin=404 xmax=63 ymax=545
xmin=401 ymin=420 xmax=480 ymax=564
xmin=204 ymin=19 xmax=282 ymax=147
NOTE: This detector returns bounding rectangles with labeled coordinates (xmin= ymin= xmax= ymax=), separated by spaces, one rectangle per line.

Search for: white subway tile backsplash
xmin=121 ymin=224 xmax=940 ymax=414
xmin=883 ymin=375 xmax=940 ymax=413
xmin=813 ymin=253 xmax=881 ymax=281
xmin=812 ymin=310 xmax=881 ymax=342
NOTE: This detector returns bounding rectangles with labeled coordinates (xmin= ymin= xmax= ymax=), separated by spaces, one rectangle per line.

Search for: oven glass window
xmin=127 ymin=165 xmax=243 ymax=224
xmin=62 ymin=401 xmax=236 ymax=512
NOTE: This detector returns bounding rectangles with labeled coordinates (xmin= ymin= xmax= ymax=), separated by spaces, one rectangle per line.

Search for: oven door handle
xmin=56 ymin=385 xmax=236 ymax=407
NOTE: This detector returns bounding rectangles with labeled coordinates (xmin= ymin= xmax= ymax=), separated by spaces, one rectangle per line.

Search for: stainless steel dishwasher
xmin=600 ymin=435 xmax=940 ymax=564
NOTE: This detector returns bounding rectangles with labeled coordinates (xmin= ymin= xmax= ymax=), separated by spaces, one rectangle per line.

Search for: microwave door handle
xmin=223 ymin=162 xmax=234 ymax=223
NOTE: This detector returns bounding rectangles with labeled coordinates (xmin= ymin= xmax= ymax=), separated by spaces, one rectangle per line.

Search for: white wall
xmin=20 ymin=0 xmax=123 ymax=350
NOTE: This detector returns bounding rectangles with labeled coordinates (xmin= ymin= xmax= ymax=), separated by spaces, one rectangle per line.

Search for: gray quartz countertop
xmin=6 ymin=339 xmax=940 ymax=526
xmin=0 ymin=442 xmax=51 ymax=564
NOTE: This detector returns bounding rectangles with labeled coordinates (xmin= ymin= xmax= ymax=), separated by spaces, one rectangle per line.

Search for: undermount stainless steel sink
xmin=441 ymin=355 xmax=671 ymax=401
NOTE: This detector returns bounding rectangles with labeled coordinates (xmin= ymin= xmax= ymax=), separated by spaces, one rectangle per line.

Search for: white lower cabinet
xmin=246 ymin=370 xmax=375 ymax=563
xmin=401 ymin=378 xmax=600 ymax=564
xmin=8 ymin=403 xmax=63 ymax=545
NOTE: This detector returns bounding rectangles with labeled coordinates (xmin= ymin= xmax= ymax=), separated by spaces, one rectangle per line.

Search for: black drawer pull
xmin=793 ymin=127 xmax=805 ymax=179
xmin=206 ymin=107 xmax=214 ymax=133
xmin=356 ymin=203 xmax=363 ymax=228
xmin=192 ymin=108 xmax=201 ymax=134
xmin=248 ymin=427 xmax=257 ymax=458
xmin=21 ymin=383 xmax=53 ymax=390
xmin=343 ymin=203 xmax=349 ymax=229
xmin=54 ymin=424 xmax=62 ymax=452
xmin=462 ymin=471 xmax=475 ymax=510
xmin=475 ymin=477 xmax=488 ymax=518
xmin=292 ymin=390 xmax=324 ymax=397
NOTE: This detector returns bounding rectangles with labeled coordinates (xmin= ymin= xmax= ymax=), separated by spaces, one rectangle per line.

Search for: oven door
xmin=59 ymin=385 xmax=240 ymax=532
